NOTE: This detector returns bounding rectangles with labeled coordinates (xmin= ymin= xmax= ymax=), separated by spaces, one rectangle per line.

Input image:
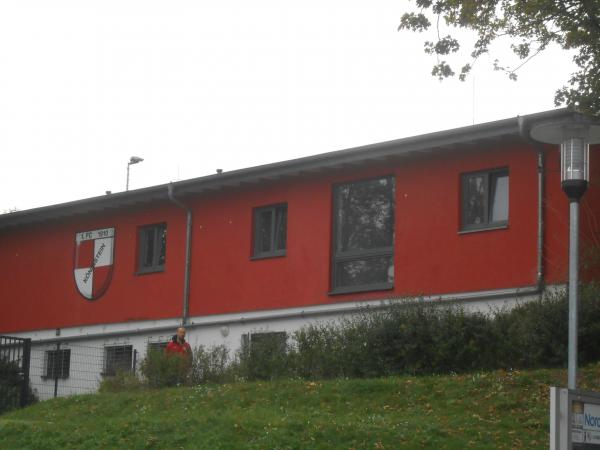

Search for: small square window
xmin=138 ymin=223 xmax=167 ymax=273
xmin=103 ymin=345 xmax=133 ymax=376
xmin=253 ymin=204 xmax=287 ymax=258
xmin=44 ymin=349 xmax=71 ymax=379
xmin=461 ymin=168 xmax=509 ymax=231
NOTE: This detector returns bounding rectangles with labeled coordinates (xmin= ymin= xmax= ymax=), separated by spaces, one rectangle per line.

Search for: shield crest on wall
xmin=73 ymin=227 xmax=115 ymax=300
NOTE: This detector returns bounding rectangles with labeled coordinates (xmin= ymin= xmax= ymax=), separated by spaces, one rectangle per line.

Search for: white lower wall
xmin=14 ymin=285 xmax=561 ymax=401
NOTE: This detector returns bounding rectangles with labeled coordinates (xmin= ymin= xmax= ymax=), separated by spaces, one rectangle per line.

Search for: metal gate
xmin=0 ymin=335 xmax=32 ymax=413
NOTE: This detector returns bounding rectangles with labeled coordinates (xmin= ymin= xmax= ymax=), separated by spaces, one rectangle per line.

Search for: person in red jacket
xmin=165 ymin=327 xmax=193 ymax=360
xmin=164 ymin=327 xmax=193 ymax=385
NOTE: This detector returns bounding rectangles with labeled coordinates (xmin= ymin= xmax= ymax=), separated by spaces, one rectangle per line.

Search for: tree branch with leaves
xmin=399 ymin=0 xmax=600 ymax=116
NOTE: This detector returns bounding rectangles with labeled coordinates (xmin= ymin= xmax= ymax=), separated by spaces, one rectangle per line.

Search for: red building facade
xmin=1 ymin=110 xmax=599 ymax=336
xmin=2 ymin=109 xmax=600 ymax=400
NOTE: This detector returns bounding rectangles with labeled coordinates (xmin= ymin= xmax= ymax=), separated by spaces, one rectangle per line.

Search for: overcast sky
xmin=0 ymin=1 xmax=576 ymax=213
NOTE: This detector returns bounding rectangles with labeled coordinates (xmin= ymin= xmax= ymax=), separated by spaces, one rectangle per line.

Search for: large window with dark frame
xmin=43 ymin=349 xmax=71 ymax=379
xmin=252 ymin=204 xmax=287 ymax=258
xmin=103 ymin=345 xmax=133 ymax=376
xmin=331 ymin=176 xmax=395 ymax=293
xmin=138 ymin=223 xmax=167 ymax=273
xmin=461 ymin=168 xmax=509 ymax=231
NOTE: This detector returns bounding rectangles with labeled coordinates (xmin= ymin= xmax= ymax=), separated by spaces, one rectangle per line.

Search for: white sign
xmin=582 ymin=403 xmax=600 ymax=445
xmin=74 ymin=227 xmax=115 ymax=300
xmin=76 ymin=227 xmax=115 ymax=243
xmin=584 ymin=404 xmax=600 ymax=432
xmin=550 ymin=387 xmax=600 ymax=449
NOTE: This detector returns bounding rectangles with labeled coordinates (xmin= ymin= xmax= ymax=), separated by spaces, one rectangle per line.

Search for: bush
xmin=577 ymin=282 xmax=600 ymax=363
xmin=288 ymin=283 xmax=600 ymax=378
xmin=493 ymin=291 xmax=569 ymax=369
xmin=98 ymin=370 xmax=144 ymax=393
xmin=293 ymin=322 xmax=347 ymax=379
xmin=100 ymin=282 xmax=600 ymax=390
xmin=238 ymin=332 xmax=293 ymax=380
xmin=191 ymin=344 xmax=235 ymax=384
xmin=290 ymin=301 xmax=500 ymax=378
xmin=0 ymin=357 xmax=38 ymax=414
xmin=141 ymin=345 xmax=237 ymax=388
xmin=140 ymin=349 xmax=191 ymax=388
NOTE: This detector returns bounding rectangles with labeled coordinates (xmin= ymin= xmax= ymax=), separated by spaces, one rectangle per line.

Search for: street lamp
xmin=126 ymin=156 xmax=144 ymax=191
xmin=531 ymin=113 xmax=600 ymax=389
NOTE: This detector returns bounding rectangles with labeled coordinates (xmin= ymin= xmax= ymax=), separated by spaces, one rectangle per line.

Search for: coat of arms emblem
xmin=73 ymin=227 xmax=115 ymax=300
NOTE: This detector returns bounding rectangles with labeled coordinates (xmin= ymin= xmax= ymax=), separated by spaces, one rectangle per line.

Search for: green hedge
xmin=0 ymin=357 xmax=37 ymax=414
xmin=113 ymin=283 xmax=600 ymax=389
xmin=290 ymin=283 xmax=600 ymax=378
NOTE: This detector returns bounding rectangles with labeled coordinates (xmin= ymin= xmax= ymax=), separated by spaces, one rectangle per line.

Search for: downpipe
xmin=167 ymin=183 xmax=193 ymax=326
xmin=518 ymin=116 xmax=546 ymax=295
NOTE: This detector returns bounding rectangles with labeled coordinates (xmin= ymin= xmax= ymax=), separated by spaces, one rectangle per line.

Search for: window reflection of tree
xmin=338 ymin=179 xmax=394 ymax=251
xmin=462 ymin=169 xmax=508 ymax=230
xmin=274 ymin=208 xmax=287 ymax=251
xmin=144 ymin=228 xmax=155 ymax=266
xmin=466 ymin=175 xmax=485 ymax=225
xmin=334 ymin=177 xmax=395 ymax=290
xmin=339 ymin=257 xmax=392 ymax=286
xmin=158 ymin=227 xmax=167 ymax=266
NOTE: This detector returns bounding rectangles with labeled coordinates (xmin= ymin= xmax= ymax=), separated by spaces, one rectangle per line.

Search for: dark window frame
xmin=460 ymin=168 xmax=509 ymax=232
xmin=43 ymin=349 xmax=71 ymax=379
xmin=252 ymin=203 xmax=288 ymax=259
xmin=102 ymin=345 xmax=133 ymax=377
xmin=331 ymin=175 xmax=395 ymax=295
xmin=137 ymin=223 xmax=167 ymax=274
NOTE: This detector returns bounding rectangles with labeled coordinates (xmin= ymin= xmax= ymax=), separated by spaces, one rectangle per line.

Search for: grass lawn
xmin=2 ymin=364 xmax=600 ymax=449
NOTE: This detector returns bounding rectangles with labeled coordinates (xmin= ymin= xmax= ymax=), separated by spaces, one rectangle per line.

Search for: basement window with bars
xmin=461 ymin=168 xmax=509 ymax=232
xmin=331 ymin=176 xmax=395 ymax=294
xmin=252 ymin=204 xmax=287 ymax=259
xmin=103 ymin=345 xmax=133 ymax=376
xmin=43 ymin=349 xmax=71 ymax=379
xmin=138 ymin=223 xmax=167 ymax=273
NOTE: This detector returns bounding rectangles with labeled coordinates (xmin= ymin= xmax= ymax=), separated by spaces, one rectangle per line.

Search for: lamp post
xmin=126 ymin=156 xmax=144 ymax=191
xmin=531 ymin=114 xmax=600 ymax=390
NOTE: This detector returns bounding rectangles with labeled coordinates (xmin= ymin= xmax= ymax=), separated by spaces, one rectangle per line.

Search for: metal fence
xmin=29 ymin=341 xmax=138 ymax=401
xmin=0 ymin=335 xmax=32 ymax=413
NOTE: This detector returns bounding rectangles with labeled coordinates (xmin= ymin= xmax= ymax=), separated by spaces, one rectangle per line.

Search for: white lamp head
xmin=530 ymin=114 xmax=600 ymax=201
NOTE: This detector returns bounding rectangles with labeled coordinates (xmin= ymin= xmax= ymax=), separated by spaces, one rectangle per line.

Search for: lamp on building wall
xmin=126 ymin=156 xmax=144 ymax=191
xmin=530 ymin=114 xmax=600 ymax=390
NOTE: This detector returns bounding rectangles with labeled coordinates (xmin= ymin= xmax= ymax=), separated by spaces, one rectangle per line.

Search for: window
xmin=240 ymin=332 xmax=288 ymax=380
xmin=138 ymin=223 xmax=167 ymax=273
xmin=461 ymin=169 xmax=509 ymax=231
xmin=103 ymin=345 xmax=133 ymax=376
xmin=332 ymin=176 xmax=395 ymax=293
xmin=241 ymin=331 xmax=287 ymax=353
xmin=44 ymin=349 xmax=70 ymax=379
xmin=253 ymin=204 xmax=287 ymax=258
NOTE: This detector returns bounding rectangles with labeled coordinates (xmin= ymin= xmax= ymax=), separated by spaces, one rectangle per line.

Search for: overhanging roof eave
xmin=0 ymin=108 xmax=590 ymax=230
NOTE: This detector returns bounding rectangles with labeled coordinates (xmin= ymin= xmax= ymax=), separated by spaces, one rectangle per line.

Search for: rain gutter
xmin=519 ymin=116 xmax=547 ymax=295
xmin=167 ymin=183 xmax=192 ymax=325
